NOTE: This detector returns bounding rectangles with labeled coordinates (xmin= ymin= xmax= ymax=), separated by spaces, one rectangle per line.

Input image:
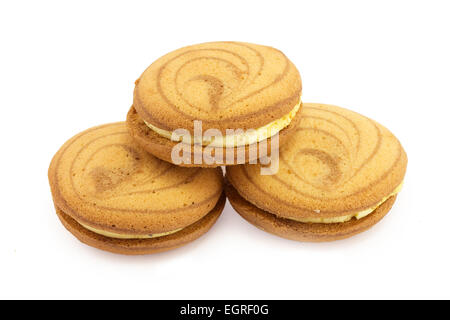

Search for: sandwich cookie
xmin=127 ymin=41 xmax=302 ymax=167
xmin=226 ymin=103 xmax=407 ymax=242
xmin=48 ymin=123 xmax=225 ymax=254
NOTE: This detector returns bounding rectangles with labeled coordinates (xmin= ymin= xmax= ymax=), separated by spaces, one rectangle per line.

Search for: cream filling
xmin=144 ymin=98 xmax=302 ymax=147
xmin=288 ymin=182 xmax=404 ymax=224
xmin=78 ymin=221 xmax=183 ymax=239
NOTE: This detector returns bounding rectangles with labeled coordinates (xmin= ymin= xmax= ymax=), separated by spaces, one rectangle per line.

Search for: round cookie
xmin=128 ymin=41 xmax=302 ymax=167
xmin=48 ymin=122 xmax=224 ymax=255
xmin=226 ymin=103 xmax=407 ymax=242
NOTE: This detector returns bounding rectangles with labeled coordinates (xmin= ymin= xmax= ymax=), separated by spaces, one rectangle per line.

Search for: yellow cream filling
xmin=144 ymin=98 xmax=302 ymax=147
xmin=78 ymin=221 xmax=183 ymax=239
xmin=288 ymin=181 xmax=404 ymax=224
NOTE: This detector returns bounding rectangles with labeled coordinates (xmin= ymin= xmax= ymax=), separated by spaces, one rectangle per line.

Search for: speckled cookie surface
xmin=133 ymin=41 xmax=302 ymax=134
xmin=226 ymin=182 xmax=396 ymax=242
xmin=126 ymin=104 xmax=302 ymax=167
xmin=226 ymin=103 xmax=407 ymax=240
xmin=48 ymin=122 xmax=224 ymax=253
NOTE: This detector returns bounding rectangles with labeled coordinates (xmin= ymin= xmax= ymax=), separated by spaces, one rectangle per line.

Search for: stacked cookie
xmin=49 ymin=123 xmax=224 ymax=254
xmin=49 ymin=42 xmax=407 ymax=254
xmin=226 ymin=103 xmax=407 ymax=241
xmin=127 ymin=42 xmax=302 ymax=166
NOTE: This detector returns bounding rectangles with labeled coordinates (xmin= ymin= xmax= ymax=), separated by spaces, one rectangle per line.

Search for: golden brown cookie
xmin=226 ymin=103 xmax=407 ymax=242
xmin=48 ymin=122 xmax=225 ymax=254
xmin=127 ymin=41 xmax=302 ymax=167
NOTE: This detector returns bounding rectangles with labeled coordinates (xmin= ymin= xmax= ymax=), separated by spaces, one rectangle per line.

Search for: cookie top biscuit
xmin=227 ymin=103 xmax=407 ymax=220
xmin=49 ymin=123 xmax=223 ymax=235
xmin=133 ymin=41 xmax=302 ymax=134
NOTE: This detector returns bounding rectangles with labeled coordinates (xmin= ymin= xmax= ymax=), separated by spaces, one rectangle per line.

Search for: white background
xmin=1 ymin=0 xmax=449 ymax=300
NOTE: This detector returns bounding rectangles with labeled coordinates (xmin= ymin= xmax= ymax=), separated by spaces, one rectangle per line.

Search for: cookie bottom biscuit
xmin=56 ymin=193 xmax=226 ymax=255
xmin=226 ymin=183 xmax=396 ymax=242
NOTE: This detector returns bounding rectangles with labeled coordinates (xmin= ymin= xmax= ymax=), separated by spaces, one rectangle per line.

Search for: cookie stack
xmin=49 ymin=42 xmax=407 ymax=254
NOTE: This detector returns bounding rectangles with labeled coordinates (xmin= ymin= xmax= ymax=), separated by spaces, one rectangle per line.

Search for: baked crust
xmin=226 ymin=103 xmax=407 ymax=219
xmin=133 ymin=41 xmax=302 ymax=134
xmin=48 ymin=122 xmax=224 ymax=235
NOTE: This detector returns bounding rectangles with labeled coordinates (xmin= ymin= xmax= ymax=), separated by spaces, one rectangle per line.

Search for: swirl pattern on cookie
xmin=227 ymin=103 xmax=407 ymax=221
xmin=133 ymin=41 xmax=302 ymax=134
xmin=48 ymin=123 xmax=224 ymax=237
